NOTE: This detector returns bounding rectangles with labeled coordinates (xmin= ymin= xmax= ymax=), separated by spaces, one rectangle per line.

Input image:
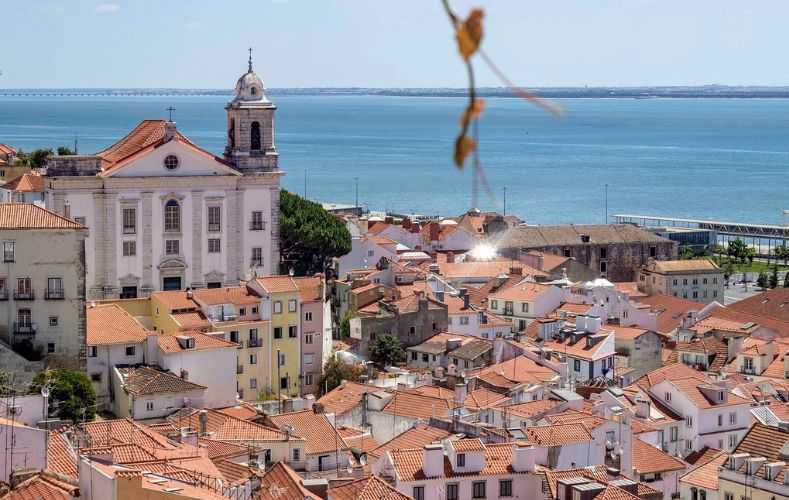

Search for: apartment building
xmin=638 ymin=260 xmax=724 ymax=304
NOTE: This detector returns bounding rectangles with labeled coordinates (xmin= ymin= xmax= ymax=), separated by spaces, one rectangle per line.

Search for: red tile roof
xmin=632 ymin=438 xmax=687 ymax=474
xmin=463 ymin=388 xmax=510 ymax=411
xmin=381 ymin=391 xmax=453 ymax=420
xmin=489 ymin=282 xmax=555 ymax=302
xmin=47 ymin=428 xmax=78 ymax=479
xmin=258 ymin=461 xmax=317 ymax=499
xmin=157 ymin=331 xmax=238 ymax=353
xmin=118 ymin=365 xmax=206 ymax=395
xmin=292 ymin=275 xmax=323 ymax=302
xmin=369 ymin=424 xmax=453 ymax=460
xmin=192 ymin=286 xmax=260 ymax=306
xmin=521 ymin=423 xmax=593 ymax=446
xmin=701 ymin=307 xmax=789 ymax=337
xmin=316 ymin=381 xmax=384 ymax=417
xmin=630 ymin=363 xmax=709 ymax=390
xmin=267 ymin=410 xmax=348 ymax=456
xmin=679 ymin=449 xmax=728 ymax=490
xmin=254 ymin=275 xmax=299 ymax=293
xmin=170 ymin=409 xmax=291 ymax=443
xmin=4 ymin=474 xmax=78 ymax=500
xmin=0 ymin=203 xmax=85 ymax=230
xmin=328 ymin=475 xmax=412 ymax=500
xmin=635 ymin=295 xmax=706 ymax=334
xmin=88 ymin=303 xmax=150 ymax=345
xmin=502 ymin=399 xmax=564 ymax=420
xmin=215 ymin=402 xmax=259 ymax=421
xmin=2 ymin=171 xmax=44 ymax=192
xmin=151 ymin=290 xmax=200 ymax=311
xmin=729 ymin=288 xmax=789 ymax=323
xmin=0 ymin=144 xmax=15 ymax=155
xmin=387 ymin=442 xmax=528 ymax=481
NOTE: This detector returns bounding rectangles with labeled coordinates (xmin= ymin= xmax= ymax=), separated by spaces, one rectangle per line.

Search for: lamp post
xmin=353 ymin=177 xmax=359 ymax=213
xmin=501 ymin=186 xmax=508 ymax=216
xmin=604 ymin=183 xmax=610 ymax=224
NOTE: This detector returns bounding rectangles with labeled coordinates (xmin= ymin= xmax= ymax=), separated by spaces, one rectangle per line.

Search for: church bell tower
xmin=224 ymin=48 xmax=278 ymax=172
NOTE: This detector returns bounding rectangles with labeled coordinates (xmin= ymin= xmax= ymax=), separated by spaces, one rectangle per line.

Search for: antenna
xmin=74 ymin=132 xmax=78 ymax=155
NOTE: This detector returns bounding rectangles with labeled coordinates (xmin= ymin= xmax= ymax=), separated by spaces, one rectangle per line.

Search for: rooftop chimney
xmin=635 ymin=398 xmax=651 ymax=419
xmin=512 ymin=442 xmax=535 ymax=472
xmin=164 ymin=121 xmax=178 ymax=142
xmin=402 ymin=217 xmax=412 ymax=230
xmin=198 ymin=410 xmax=208 ymax=435
xmin=411 ymin=222 xmax=421 ymax=234
xmin=429 ymin=223 xmax=440 ymax=243
xmin=446 ymin=252 xmax=455 ymax=264
xmin=423 ymin=443 xmax=445 ymax=478
xmin=63 ymin=201 xmax=71 ymax=220
xmin=454 ymin=383 xmax=468 ymax=404
xmin=385 ymin=216 xmax=394 ymax=224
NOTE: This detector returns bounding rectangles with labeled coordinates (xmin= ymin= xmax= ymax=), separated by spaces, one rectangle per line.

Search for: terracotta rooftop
xmin=157 ymin=331 xmax=239 ymax=353
xmin=469 ymin=356 xmax=558 ymax=387
xmin=47 ymin=428 xmax=78 ymax=479
xmin=369 ymin=424 xmax=453 ymax=460
xmin=381 ymin=391 xmax=454 ymax=420
xmin=647 ymin=259 xmax=720 ymax=273
xmin=328 ymin=475 xmax=411 ymax=500
xmin=632 ymin=438 xmax=687 ymax=474
xmin=254 ymin=275 xmax=299 ymax=293
xmin=489 ymin=281 xmax=556 ymax=302
xmin=267 ymin=410 xmax=349 ymax=456
xmin=4 ymin=474 xmax=79 ymax=500
xmin=172 ymin=311 xmax=212 ymax=329
xmin=2 ymin=171 xmax=44 ymax=192
xmin=316 ymin=381 xmax=384 ymax=417
xmin=0 ymin=144 xmax=15 ymax=155
xmin=215 ymin=402 xmax=259 ymax=421
xmin=191 ymin=286 xmax=260 ymax=306
xmin=0 ymin=203 xmax=85 ymax=230
xmin=170 ymin=409 xmax=292 ymax=443
xmin=700 ymin=306 xmax=789 ymax=337
xmin=679 ymin=449 xmax=728 ymax=490
xmin=151 ymin=289 xmax=200 ymax=311
xmin=607 ymin=324 xmax=650 ymax=340
xmin=292 ymin=275 xmax=323 ymax=302
xmin=542 ymin=409 xmax=608 ymax=429
xmin=118 ymin=365 xmax=206 ymax=396
xmin=635 ymin=294 xmax=706 ymax=334
xmin=387 ymin=442 xmax=528 ymax=481
xmin=729 ymin=288 xmax=789 ymax=323
xmin=463 ymin=388 xmax=511 ymax=412
xmin=683 ymin=445 xmax=723 ymax=466
xmin=520 ymin=423 xmax=593 ymax=446
xmin=542 ymin=331 xmax=614 ymax=362
xmin=501 ymin=399 xmax=564 ymax=420
xmin=258 ymin=461 xmax=317 ymax=499
xmin=630 ymin=362 xmax=710 ymax=390
xmin=666 ymin=377 xmax=751 ymax=409
xmin=87 ymin=303 xmax=150 ymax=345
xmin=498 ymin=223 xmax=669 ymax=248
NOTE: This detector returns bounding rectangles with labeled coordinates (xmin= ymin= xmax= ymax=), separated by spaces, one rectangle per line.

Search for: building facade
xmin=44 ymin=57 xmax=281 ymax=299
xmin=638 ymin=260 xmax=724 ymax=304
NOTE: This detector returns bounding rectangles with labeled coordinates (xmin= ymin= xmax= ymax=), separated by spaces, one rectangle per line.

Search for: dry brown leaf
xmin=454 ymin=135 xmax=476 ymax=168
xmin=460 ymin=98 xmax=485 ymax=128
xmin=456 ymin=9 xmax=484 ymax=60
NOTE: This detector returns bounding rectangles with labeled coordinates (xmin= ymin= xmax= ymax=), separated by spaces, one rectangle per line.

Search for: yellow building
xmin=108 ymin=285 xmax=271 ymax=401
xmin=248 ymin=276 xmax=302 ymax=397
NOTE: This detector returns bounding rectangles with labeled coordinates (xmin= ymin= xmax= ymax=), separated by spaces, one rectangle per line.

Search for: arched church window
xmin=228 ymin=119 xmax=235 ymax=148
xmin=164 ymin=199 xmax=181 ymax=232
xmin=251 ymin=121 xmax=261 ymax=151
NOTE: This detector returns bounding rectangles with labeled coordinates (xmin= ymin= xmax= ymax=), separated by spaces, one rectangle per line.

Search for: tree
xmin=784 ymin=272 xmax=789 ymax=288
xmin=369 ymin=333 xmax=406 ymax=366
xmin=17 ymin=148 xmax=53 ymax=168
xmin=723 ymin=261 xmax=735 ymax=288
xmin=727 ymin=239 xmax=747 ymax=266
xmin=56 ymin=146 xmax=75 ymax=156
xmin=743 ymin=247 xmax=755 ymax=266
xmin=279 ymin=190 xmax=352 ymax=276
xmin=315 ymin=357 xmax=366 ymax=398
xmin=679 ymin=244 xmax=694 ymax=260
xmin=770 ymin=266 xmax=780 ymax=289
xmin=757 ymin=272 xmax=769 ymax=290
xmin=712 ymin=243 xmax=726 ymax=263
xmin=28 ymin=369 xmax=96 ymax=423
xmin=338 ymin=312 xmax=355 ymax=340
xmin=776 ymin=245 xmax=789 ymax=265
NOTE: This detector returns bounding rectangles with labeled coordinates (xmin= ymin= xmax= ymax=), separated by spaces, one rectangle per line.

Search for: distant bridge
xmin=613 ymin=213 xmax=789 ymax=253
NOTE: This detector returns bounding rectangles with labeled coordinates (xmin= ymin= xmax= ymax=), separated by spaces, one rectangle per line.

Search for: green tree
xmin=784 ymin=272 xmax=789 ymax=288
xmin=679 ymin=244 xmax=694 ymax=260
xmin=712 ymin=243 xmax=726 ymax=263
xmin=757 ymin=272 xmax=769 ymax=290
xmin=727 ymin=239 xmax=747 ymax=265
xmin=776 ymin=245 xmax=789 ymax=265
xmin=315 ymin=357 xmax=366 ymax=397
xmin=56 ymin=146 xmax=75 ymax=156
xmin=770 ymin=267 xmax=779 ymax=289
xmin=17 ymin=148 xmax=53 ymax=168
xmin=338 ymin=312 xmax=355 ymax=340
xmin=28 ymin=369 xmax=96 ymax=423
xmin=279 ymin=190 xmax=352 ymax=276
xmin=369 ymin=333 xmax=406 ymax=366
xmin=743 ymin=247 xmax=755 ymax=266
xmin=723 ymin=261 xmax=735 ymax=287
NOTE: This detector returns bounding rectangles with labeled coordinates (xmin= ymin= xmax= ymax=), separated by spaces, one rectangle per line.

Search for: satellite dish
xmin=346 ymin=464 xmax=354 ymax=474
xmin=360 ymin=453 xmax=367 ymax=466
xmin=183 ymin=396 xmax=191 ymax=405
xmin=41 ymin=386 xmax=50 ymax=398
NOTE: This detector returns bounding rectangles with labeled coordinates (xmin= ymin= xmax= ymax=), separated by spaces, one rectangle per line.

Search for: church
xmin=45 ymin=55 xmax=282 ymax=299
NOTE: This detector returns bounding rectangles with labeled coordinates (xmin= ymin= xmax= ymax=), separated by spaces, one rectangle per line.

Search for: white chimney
xmin=512 ymin=442 xmax=535 ymax=472
xmin=423 ymin=443 xmax=444 ymax=478
xmin=164 ymin=121 xmax=178 ymax=142
xmin=575 ymin=315 xmax=588 ymax=332
xmin=63 ymin=201 xmax=71 ymax=220
xmin=325 ymin=412 xmax=336 ymax=428
xmin=455 ymin=383 xmax=467 ymax=404
xmin=635 ymin=398 xmax=651 ymax=419
xmin=586 ymin=315 xmax=602 ymax=333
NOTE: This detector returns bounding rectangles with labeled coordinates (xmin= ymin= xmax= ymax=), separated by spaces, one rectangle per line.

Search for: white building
xmin=45 ymin=55 xmax=281 ymax=299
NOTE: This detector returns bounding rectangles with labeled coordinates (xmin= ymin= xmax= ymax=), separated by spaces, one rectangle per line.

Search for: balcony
xmin=503 ymin=308 xmax=514 ymax=316
xmin=45 ymin=289 xmax=64 ymax=300
xmin=208 ymin=223 xmax=221 ymax=232
xmin=250 ymin=260 xmax=262 ymax=267
xmin=123 ymin=226 xmax=136 ymax=235
xmin=247 ymin=338 xmax=263 ymax=348
xmin=0 ymin=290 xmax=8 ymax=301
xmin=14 ymin=290 xmax=34 ymax=300
xmin=14 ymin=322 xmax=36 ymax=335
xmin=249 ymin=222 xmax=264 ymax=231
xmin=236 ymin=365 xmax=244 ymax=374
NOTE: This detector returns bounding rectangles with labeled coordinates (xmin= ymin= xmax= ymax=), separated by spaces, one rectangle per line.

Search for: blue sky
xmin=1 ymin=0 xmax=787 ymax=88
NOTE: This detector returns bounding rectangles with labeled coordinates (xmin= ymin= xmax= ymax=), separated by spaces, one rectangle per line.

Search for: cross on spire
xmin=166 ymin=106 xmax=176 ymax=122
xmin=248 ymin=47 xmax=253 ymax=72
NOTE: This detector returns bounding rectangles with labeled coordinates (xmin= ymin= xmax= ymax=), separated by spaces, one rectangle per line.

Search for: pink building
xmin=294 ymin=275 xmax=331 ymax=395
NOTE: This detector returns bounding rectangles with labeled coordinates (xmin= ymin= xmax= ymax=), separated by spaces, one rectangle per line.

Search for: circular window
xmin=250 ymin=86 xmax=258 ymax=95
xmin=164 ymin=154 xmax=179 ymax=171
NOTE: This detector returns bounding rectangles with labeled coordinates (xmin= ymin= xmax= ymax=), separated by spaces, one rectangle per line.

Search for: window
xmin=293 ymin=448 xmax=300 ymax=462
xmin=673 ymin=279 xmax=678 ymax=286
xmin=3 ymin=242 xmax=14 ymax=262
xmin=274 ymin=327 xmax=282 ymax=339
xmin=670 ymin=426 xmax=678 ymax=442
xmin=123 ymin=241 xmax=136 ymax=256
xmin=163 ymin=154 xmax=179 ymax=171
xmin=600 ymin=247 xmax=607 ymax=259
xmin=573 ymin=359 xmax=581 ymax=371
xmin=600 ymin=261 xmax=607 ymax=273
xmin=122 ymin=208 xmax=136 ymax=234
xmin=491 ymin=300 xmax=498 ymax=309
xmin=521 ymin=302 xmax=529 ymax=313
xmin=288 ymin=326 xmax=297 ymax=338
xmin=239 ymin=308 xmax=247 ymax=316
xmin=164 ymin=199 xmax=180 ymax=232
xmin=49 ymin=316 xmax=58 ymax=327
xmin=251 ymin=247 xmax=263 ymax=267
xmin=88 ymin=346 xmax=98 ymax=357
xmin=251 ymin=211 xmax=264 ymax=230
xmin=147 ymin=401 xmax=154 ymax=411
xmin=683 ymin=278 xmax=688 ymax=285
xmin=304 ymin=354 xmax=314 ymax=365
xmin=693 ymin=278 xmax=698 ymax=285
xmin=208 ymin=238 xmax=221 ymax=253
xmin=665 ymin=392 xmax=672 ymax=402
xmin=280 ymin=376 xmax=288 ymax=388
xmin=703 ymin=277 xmax=708 ymax=284
xmin=230 ymin=331 xmax=239 ymax=343
xmin=729 ymin=412 xmax=737 ymax=424
xmin=649 ymin=246 xmax=656 ymax=257
xmin=499 ymin=479 xmax=513 ymax=497
xmin=446 ymin=484 xmax=459 ymax=500
xmin=743 ymin=357 xmax=754 ymax=372
xmin=250 ymin=354 xmax=257 ymax=364
xmin=47 ymin=277 xmax=63 ymax=299
xmin=686 ymin=416 xmax=693 ymax=428
xmin=250 ymin=121 xmax=261 ymax=150
xmin=564 ymin=248 xmax=571 ymax=257
xmin=692 ymin=291 xmax=698 ymax=299
xmin=724 ymin=493 xmax=733 ymax=500
xmin=718 ymin=414 xmax=723 ymax=426
xmin=289 ymin=300 xmax=297 ymax=312
xmin=305 ymin=333 xmax=313 ymax=344
xmin=91 ymin=373 xmax=101 ymax=383
xmin=166 ymin=239 xmax=180 ymax=255
xmin=713 ymin=290 xmax=718 ymax=298
xmin=413 ymin=486 xmax=425 ymax=500
xmin=249 ymin=378 xmax=257 ymax=389
xmin=456 ymin=453 xmax=465 ymax=466
xmin=685 ymin=439 xmax=693 ymax=450
xmin=305 ymin=373 xmax=313 ymax=385
xmin=305 ymin=311 xmax=313 ymax=322
xmin=47 ymin=343 xmax=55 ymax=354
xmin=278 ymin=353 xmax=285 ymax=366
xmin=472 ymin=481 xmax=486 ymax=498
xmin=17 ymin=277 xmax=31 ymax=295
xmin=125 ymin=346 xmax=136 ymax=356
xmin=703 ymin=290 xmax=708 ymax=298
xmin=274 ymin=301 xmax=282 ymax=314
xmin=17 ymin=309 xmax=31 ymax=329
xmin=252 ymin=306 xmax=258 ymax=314
xmin=411 ymin=351 xmax=417 ymax=361
xmin=208 ymin=206 xmax=221 ymax=232
xmin=422 ymin=353 xmax=429 ymax=362
xmin=367 ymin=250 xmax=375 ymax=257
xmin=460 ymin=316 xmax=469 ymax=325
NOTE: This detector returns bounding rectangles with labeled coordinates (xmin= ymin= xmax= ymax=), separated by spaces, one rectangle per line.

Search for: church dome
xmin=234 ymin=50 xmax=267 ymax=102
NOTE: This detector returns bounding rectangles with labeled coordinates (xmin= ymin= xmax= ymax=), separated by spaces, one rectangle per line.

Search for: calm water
xmin=1 ymin=95 xmax=788 ymax=225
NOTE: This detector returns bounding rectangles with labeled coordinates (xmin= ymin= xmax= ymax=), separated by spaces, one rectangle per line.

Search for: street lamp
xmin=353 ymin=177 xmax=359 ymax=212
xmin=604 ymin=184 xmax=610 ymax=224
xmin=501 ymin=186 xmax=508 ymax=216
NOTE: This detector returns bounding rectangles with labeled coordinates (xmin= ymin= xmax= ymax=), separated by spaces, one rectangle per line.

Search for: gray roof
xmin=497 ymin=224 xmax=670 ymax=249
xmin=448 ymin=339 xmax=493 ymax=360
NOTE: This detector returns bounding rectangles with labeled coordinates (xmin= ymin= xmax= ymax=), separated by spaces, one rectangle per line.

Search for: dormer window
xmin=718 ymin=390 xmax=725 ymax=401
xmin=456 ymin=453 xmax=465 ymax=467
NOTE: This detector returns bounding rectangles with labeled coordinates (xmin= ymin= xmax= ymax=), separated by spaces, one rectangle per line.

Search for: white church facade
xmin=44 ymin=57 xmax=282 ymax=299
